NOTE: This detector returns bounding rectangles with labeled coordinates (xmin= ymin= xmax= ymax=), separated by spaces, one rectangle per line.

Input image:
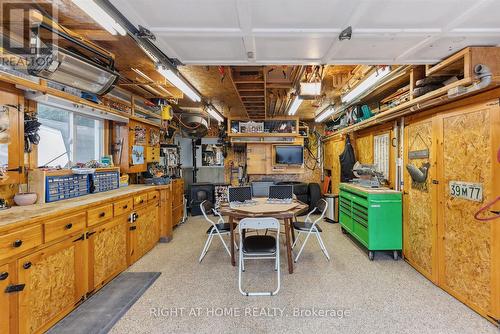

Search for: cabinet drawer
xmin=88 ymin=204 xmax=114 ymax=227
xmin=134 ymin=194 xmax=148 ymax=208
xmin=45 ymin=212 xmax=86 ymax=242
xmin=354 ymin=222 xmax=369 ymax=247
xmin=114 ymin=198 xmax=133 ymax=216
xmin=339 ymin=212 xmax=353 ymax=232
xmin=0 ymin=225 xmax=42 ymax=261
xmin=147 ymin=191 xmax=159 ymax=202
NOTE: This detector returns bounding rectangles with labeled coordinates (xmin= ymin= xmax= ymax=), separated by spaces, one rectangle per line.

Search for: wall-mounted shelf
xmin=324 ymin=47 xmax=500 ymax=140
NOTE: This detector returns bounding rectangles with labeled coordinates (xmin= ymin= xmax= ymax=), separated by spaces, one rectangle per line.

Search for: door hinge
xmin=129 ymin=226 xmax=137 ymax=231
xmin=432 ymin=180 xmax=439 ymax=184
xmin=5 ymin=284 xmax=25 ymax=293
xmin=73 ymin=234 xmax=85 ymax=242
xmin=7 ymin=166 xmax=23 ymax=173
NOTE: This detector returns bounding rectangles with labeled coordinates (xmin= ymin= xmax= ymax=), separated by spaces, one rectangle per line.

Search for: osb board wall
xmin=441 ymin=107 xmax=493 ymax=312
xmin=326 ymin=139 xmax=345 ymax=194
xmin=403 ymin=120 xmax=435 ymax=280
xmin=354 ymin=134 xmax=374 ymax=164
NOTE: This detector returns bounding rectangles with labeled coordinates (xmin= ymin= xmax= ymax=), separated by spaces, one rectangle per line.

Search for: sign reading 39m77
xmin=449 ymin=181 xmax=483 ymax=202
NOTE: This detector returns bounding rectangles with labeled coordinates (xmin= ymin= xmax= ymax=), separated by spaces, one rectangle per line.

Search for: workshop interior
xmin=0 ymin=1 xmax=499 ymax=333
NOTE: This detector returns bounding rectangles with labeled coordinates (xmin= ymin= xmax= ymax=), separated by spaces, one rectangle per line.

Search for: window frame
xmin=37 ymin=102 xmax=105 ymax=167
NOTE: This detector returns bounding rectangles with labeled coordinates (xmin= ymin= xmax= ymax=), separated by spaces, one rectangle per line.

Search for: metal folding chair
xmin=292 ymin=199 xmax=330 ymax=262
xmin=238 ymin=217 xmax=280 ymax=296
xmin=199 ymin=200 xmax=237 ymax=263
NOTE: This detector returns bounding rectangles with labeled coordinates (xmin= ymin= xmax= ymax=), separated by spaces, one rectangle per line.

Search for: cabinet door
xmin=0 ymin=263 xmax=11 ymax=334
xmin=135 ymin=204 xmax=159 ymax=260
xmin=0 ymin=89 xmax=23 ymax=186
xmin=88 ymin=217 xmax=128 ymax=292
xmin=246 ymin=144 xmax=267 ymax=174
xmin=403 ymin=118 xmax=438 ymax=283
xmin=17 ymin=235 xmax=86 ymax=334
xmin=436 ymin=101 xmax=499 ymax=318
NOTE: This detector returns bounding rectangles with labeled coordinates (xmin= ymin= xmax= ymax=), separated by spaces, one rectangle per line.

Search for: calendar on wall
xmin=374 ymin=133 xmax=390 ymax=179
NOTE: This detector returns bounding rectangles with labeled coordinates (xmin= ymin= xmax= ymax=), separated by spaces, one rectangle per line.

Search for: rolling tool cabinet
xmin=339 ymin=183 xmax=402 ymax=260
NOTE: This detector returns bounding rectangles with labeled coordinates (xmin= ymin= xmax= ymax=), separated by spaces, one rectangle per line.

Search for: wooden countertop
xmin=0 ymin=185 xmax=170 ymax=232
xmin=340 ymin=183 xmax=402 ymax=195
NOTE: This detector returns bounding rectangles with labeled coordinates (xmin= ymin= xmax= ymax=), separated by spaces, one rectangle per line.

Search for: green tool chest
xmin=339 ymin=183 xmax=402 ymax=260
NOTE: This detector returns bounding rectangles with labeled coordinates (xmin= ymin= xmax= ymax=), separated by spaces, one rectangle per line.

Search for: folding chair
xmin=199 ymin=200 xmax=237 ymax=263
xmin=292 ymin=199 xmax=330 ymax=262
xmin=238 ymin=217 xmax=280 ymax=296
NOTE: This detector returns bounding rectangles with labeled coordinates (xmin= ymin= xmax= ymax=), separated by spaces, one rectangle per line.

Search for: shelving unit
xmin=323 ymin=47 xmax=500 ymax=139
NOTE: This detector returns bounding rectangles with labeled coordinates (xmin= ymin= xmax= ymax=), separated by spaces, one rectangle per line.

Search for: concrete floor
xmin=110 ymin=215 xmax=498 ymax=334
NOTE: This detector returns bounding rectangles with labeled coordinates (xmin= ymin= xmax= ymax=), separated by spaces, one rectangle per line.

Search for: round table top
xmin=219 ymin=198 xmax=308 ymax=219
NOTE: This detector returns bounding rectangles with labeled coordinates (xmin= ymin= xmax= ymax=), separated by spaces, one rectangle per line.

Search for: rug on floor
xmin=47 ymin=272 xmax=161 ymax=334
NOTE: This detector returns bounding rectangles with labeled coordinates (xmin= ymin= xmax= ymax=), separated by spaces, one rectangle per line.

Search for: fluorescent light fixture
xmin=157 ymin=66 xmax=201 ymax=102
xmin=300 ymin=82 xmax=322 ymax=96
xmin=341 ymin=66 xmax=391 ymax=104
xmin=315 ymin=105 xmax=337 ymax=123
xmin=287 ymin=96 xmax=303 ymax=115
xmin=206 ymin=105 xmax=224 ymax=123
xmin=72 ymin=0 xmax=126 ymax=36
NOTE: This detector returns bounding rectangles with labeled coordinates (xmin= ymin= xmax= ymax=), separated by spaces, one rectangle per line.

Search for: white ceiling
xmin=111 ymin=0 xmax=500 ymax=65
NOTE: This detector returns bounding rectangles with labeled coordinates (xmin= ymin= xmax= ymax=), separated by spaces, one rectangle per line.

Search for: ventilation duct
xmin=179 ymin=114 xmax=208 ymax=138
xmin=27 ymin=44 xmax=119 ymax=95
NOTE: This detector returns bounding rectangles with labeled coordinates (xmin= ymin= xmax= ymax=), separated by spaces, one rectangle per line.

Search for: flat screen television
xmin=274 ymin=145 xmax=304 ymax=165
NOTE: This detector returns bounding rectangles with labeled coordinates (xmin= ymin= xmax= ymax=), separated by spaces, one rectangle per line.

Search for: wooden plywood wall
xmin=403 ymin=119 xmax=436 ymax=281
xmin=440 ymin=107 xmax=493 ymax=313
xmin=327 ymin=139 xmax=345 ymax=194
xmin=354 ymin=134 xmax=374 ymax=164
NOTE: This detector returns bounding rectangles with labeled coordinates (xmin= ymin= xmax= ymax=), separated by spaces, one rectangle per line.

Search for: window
xmin=37 ymin=104 xmax=104 ymax=167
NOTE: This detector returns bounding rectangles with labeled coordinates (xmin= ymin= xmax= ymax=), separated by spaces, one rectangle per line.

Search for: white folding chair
xmin=199 ymin=200 xmax=237 ymax=263
xmin=292 ymin=199 xmax=330 ymax=262
xmin=238 ymin=217 xmax=280 ymax=296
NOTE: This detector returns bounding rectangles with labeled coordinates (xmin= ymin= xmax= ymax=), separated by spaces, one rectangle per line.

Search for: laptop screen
xmin=228 ymin=186 xmax=252 ymax=203
xmin=268 ymin=185 xmax=293 ymax=200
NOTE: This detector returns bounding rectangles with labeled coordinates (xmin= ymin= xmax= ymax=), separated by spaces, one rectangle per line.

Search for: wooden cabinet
xmin=0 ymin=185 xmax=176 ymax=333
xmin=129 ymin=202 xmax=159 ymax=264
xmin=87 ymin=217 xmax=128 ymax=292
xmin=0 ymin=263 xmax=12 ymax=334
xmin=17 ymin=235 xmax=86 ymax=334
xmin=403 ymin=98 xmax=500 ymax=322
xmin=246 ymin=144 xmax=267 ymax=174
xmin=159 ymin=186 xmax=173 ymax=240
xmin=172 ymin=179 xmax=184 ymax=227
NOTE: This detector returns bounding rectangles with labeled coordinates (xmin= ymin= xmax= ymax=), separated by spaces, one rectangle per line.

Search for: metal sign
xmin=408 ymin=149 xmax=429 ymax=159
xmin=449 ymin=181 xmax=483 ymax=202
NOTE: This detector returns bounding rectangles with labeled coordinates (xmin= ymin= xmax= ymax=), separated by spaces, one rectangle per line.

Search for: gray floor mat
xmin=48 ymin=272 xmax=161 ymax=334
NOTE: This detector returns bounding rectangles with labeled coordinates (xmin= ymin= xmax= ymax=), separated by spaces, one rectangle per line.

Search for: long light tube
xmin=157 ymin=66 xmax=201 ymax=102
xmin=315 ymin=105 xmax=337 ymax=123
xmin=206 ymin=105 xmax=224 ymax=123
xmin=72 ymin=0 xmax=126 ymax=36
xmin=341 ymin=66 xmax=391 ymax=104
xmin=287 ymin=96 xmax=303 ymax=115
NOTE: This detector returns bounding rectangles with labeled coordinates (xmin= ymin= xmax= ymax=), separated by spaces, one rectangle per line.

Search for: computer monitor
xmin=228 ymin=186 xmax=252 ymax=203
xmin=268 ymin=185 xmax=293 ymax=200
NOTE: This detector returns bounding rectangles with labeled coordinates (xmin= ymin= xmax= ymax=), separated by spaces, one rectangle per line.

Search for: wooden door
xmin=159 ymin=187 xmax=173 ymax=240
xmin=17 ymin=235 xmax=86 ymax=334
xmin=135 ymin=203 xmax=159 ymax=260
xmin=88 ymin=217 xmax=128 ymax=292
xmin=246 ymin=144 xmax=267 ymax=174
xmin=403 ymin=118 xmax=438 ymax=283
xmin=0 ymin=263 xmax=11 ymax=334
xmin=436 ymin=100 xmax=499 ymax=319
